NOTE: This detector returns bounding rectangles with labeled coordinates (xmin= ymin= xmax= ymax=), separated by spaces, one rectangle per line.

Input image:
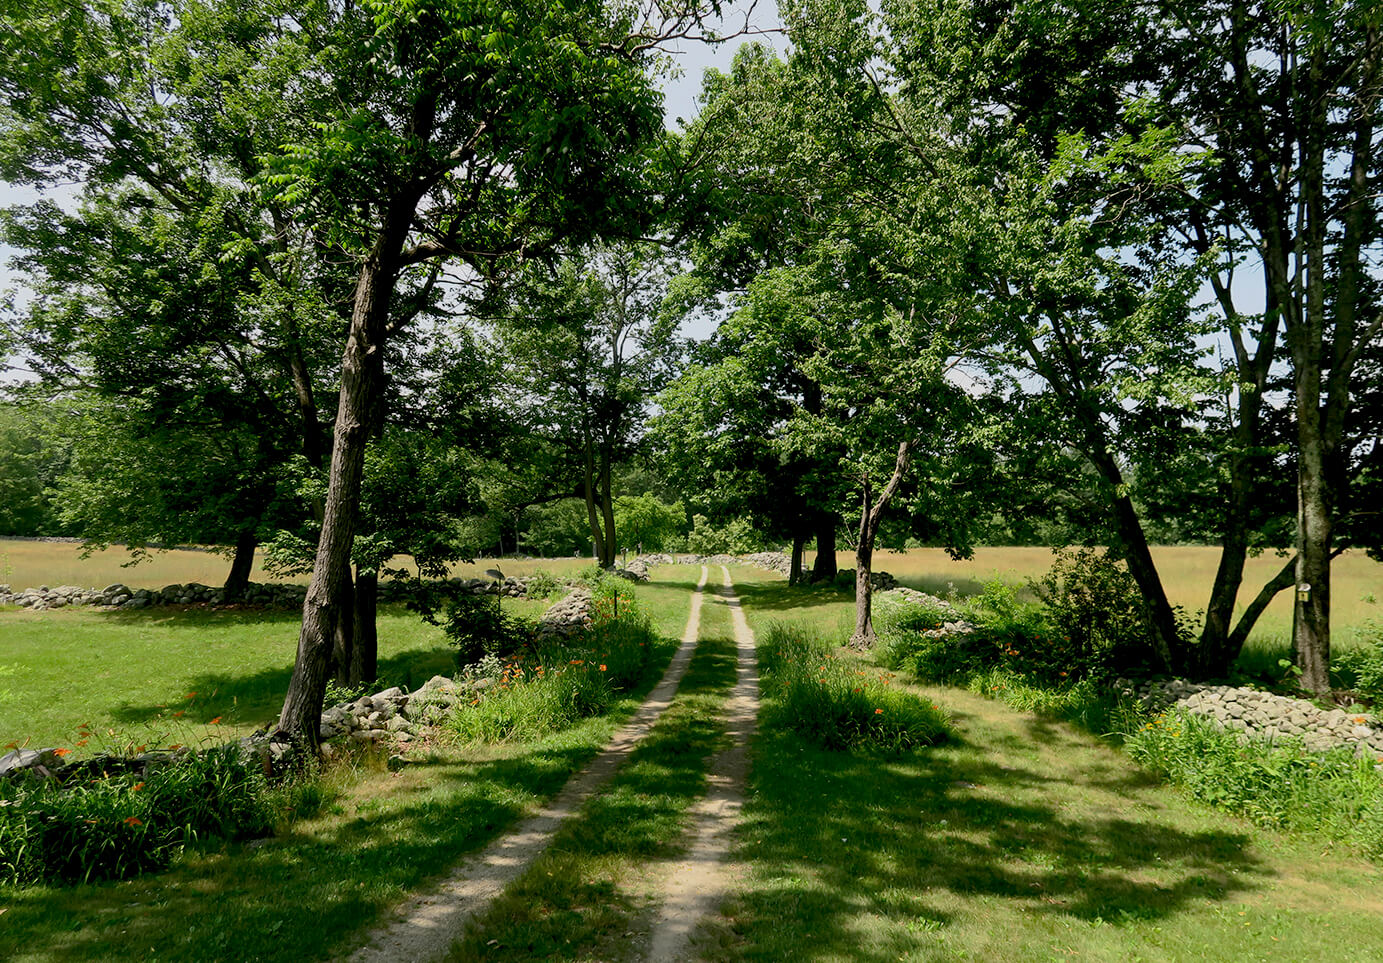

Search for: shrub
xmin=408 ymin=584 xmax=536 ymax=667
xmin=965 ymin=667 xmax=1145 ymax=738
xmin=1030 ymin=548 xmax=1165 ymax=679
xmin=760 ymin=622 xmax=950 ymax=754
xmin=1125 ymin=710 xmax=1383 ymax=858
xmin=684 ymin=513 xmax=761 ymax=555
xmin=0 ymin=743 xmax=271 ymax=886
xmin=524 ymin=569 xmax=564 ymax=600
xmin=1335 ymin=621 xmax=1383 ymax=703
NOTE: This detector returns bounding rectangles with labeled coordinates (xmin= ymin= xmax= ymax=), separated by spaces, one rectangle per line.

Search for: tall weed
xmin=1126 ymin=710 xmax=1383 ymax=858
xmin=761 ymin=622 xmax=949 ymax=754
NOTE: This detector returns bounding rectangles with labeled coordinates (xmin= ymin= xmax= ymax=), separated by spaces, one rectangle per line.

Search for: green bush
xmin=965 ymin=667 xmax=1145 ymax=738
xmin=0 ymin=744 xmax=271 ymax=886
xmin=1125 ymin=710 xmax=1383 ymax=858
xmin=524 ymin=569 xmax=564 ymax=600
xmin=1030 ymin=548 xmax=1165 ymax=679
xmin=683 ymin=513 xmax=761 ymax=555
xmin=1335 ymin=621 xmax=1383 ymax=702
xmin=760 ymin=622 xmax=950 ymax=754
xmin=408 ymin=584 xmax=536 ymax=667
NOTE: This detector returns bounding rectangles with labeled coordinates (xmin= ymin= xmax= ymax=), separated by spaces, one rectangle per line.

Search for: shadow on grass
xmin=706 ymin=712 xmax=1266 ymax=962
xmin=0 ymin=737 xmax=603 ymax=963
xmin=732 ymin=580 xmax=852 ymax=615
xmin=0 ymin=628 xmax=699 ymax=963
xmin=107 ymin=646 xmax=459 ymax=729
xmin=450 ymin=633 xmax=739 ymax=962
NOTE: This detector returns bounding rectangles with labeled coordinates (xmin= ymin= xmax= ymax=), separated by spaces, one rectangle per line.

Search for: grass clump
xmin=449 ymin=578 xmax=658 ymax=743
xmin=1126 ymin=709 xmax=1383 ymax=857
xmin=761 ymin=622 xmax=949 ymax=753
xmin=965 ymin=666 xmax=1144 ymax=739
xmin=0 ymin=743 xmax=271 ymax=886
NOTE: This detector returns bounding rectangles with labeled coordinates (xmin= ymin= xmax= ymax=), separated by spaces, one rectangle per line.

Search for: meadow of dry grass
xmin=0 ymin=539 xmax=595 ymax=593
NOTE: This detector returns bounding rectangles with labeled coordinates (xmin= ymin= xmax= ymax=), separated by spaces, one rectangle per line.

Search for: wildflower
xmin=570 ymin=659 xmax=584 ymax=665
xmin=124 ymin=817 xmax=143 ymax=827
xmin=853 ymin=688 xmax=862 ymax=693
xmin=76 ymin=739 xmax=88 ymax=747
xmin=53 ymin=747 xmax=72 ymax=757
xmin=132 ymin=782 xmax=145 ymax=792
xmin=174 ymin=711 xmax=185 ymax=718
xmin=167 ymin=743 xmax=183 ymax=751
xmin=875 ymin=708 xmax=884 ymax=715
xmin=186 ymin=692 xmax=197 ymax=699
xmin=208 ymin=717 xmax=221 ymax=725
xmin=599 ymin=665 xmax=607 ymax=672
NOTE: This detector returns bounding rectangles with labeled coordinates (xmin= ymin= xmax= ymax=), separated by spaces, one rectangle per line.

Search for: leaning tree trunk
xmin=811 ymin=512 xmax=838 ymax=583
xmin=850 ymin=442 xmax=913 ymax=649
xmin=222 ymin=528 xmax=257 ymax=602
xmin=278 ymin=202 xmax=410 ymax=748
xmin=351 ymin=566 xmax=379 ymax=686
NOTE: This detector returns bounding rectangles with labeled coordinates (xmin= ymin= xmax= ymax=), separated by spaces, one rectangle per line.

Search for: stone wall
xmin=1120 ymin=678 xmax=1383 ymax=758
xmin=0 ymin=574 xmax=572 ymax=612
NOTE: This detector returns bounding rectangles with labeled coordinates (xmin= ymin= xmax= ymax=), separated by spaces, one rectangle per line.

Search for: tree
xmin=887 ymin=0 xmax=1383 ymax=689
xmin=487 ymin=244 xmax=683 ymax=568
xmin=265 ymin=0 xmax=715 ymax=746
xmin=0 ymin=0 xmax=348 ymax=596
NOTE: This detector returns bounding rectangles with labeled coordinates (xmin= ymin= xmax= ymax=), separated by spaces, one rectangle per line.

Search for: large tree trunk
xmin=278 ymin=200 xmax=411 ymax=748
xmin=789 ymin=533 xmax=806 ymax=585
xmin=351 ymin=566 xmax=378 ymax=686
xmin=850 ymin=442 xmax=912 ymax=649
xmin=811 ymin=512 xmax=838 ymax=582
xmin=581 ymin=437 xmax=606 ymax=564
xmin=598 ymin=447 xmax=617 ymax=568
xmin=222 ymin=528 xmax=257 ymax=602
xmin=1084 ymin=448 xmax=1181 ymax=673
xmin=332 ymin=571 xmax=355 ymax=686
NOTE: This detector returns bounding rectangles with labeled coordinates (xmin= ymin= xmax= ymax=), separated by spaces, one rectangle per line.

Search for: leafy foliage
xmin=408 ymin=585 xmax=536 ymax=669
xmin=1126 ymin=710 xmax=1383 ymax=859
xmin=0 ymin=744 xmax=271 ymax=886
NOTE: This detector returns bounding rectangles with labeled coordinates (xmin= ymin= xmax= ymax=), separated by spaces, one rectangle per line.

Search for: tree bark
xmin=332 ymin=571 xmax=355 ymax=686
xmin=850 ymin=442 xmax=912 ymax=648
xmin=222 ymin=528 xmax=257 ymax=602
xmin=277 ymin=196 xmax=412 ymax=748
xmin=598 ymin=445 xmax=617 ymax=567
xmin=811 ymin=512 xmax=838 ymax=582
xmin=789 ymin=532 xmax=806 ymax=585
xmin=351 ymin=566 xmax=378 ymax=686
xmin=581 ymin=436 xmax=606 ymax=564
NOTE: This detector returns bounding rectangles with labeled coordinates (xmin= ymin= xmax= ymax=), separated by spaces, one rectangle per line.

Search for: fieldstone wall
xmin=1121 ymin=679 xmax=1383 ymax=757
xmin=0 ymin=574 xmax=573 ymax=612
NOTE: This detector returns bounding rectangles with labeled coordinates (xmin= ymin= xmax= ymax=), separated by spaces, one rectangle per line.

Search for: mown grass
xmin=0 ymin=605 xmax=455 ymax=751
xmin=699 ymin=595 xmax=1383 ymax=962
xmin=445 ymin=594 xmax=739 ymax=962
xmin=0 ymin=575 xmax=695 ymax=962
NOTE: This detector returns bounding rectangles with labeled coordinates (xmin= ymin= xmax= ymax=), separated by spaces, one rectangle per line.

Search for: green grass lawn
xmin=0 ymin=605 xmax=455 ymax=751
xmin=694 ymin=575 xmax=1383 ymax=963
xmin=0 ymin=573 xmax=698 ymax=963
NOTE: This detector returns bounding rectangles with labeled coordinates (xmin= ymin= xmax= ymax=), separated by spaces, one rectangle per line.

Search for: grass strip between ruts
xmin=444 ymin=595 xmax=739 ymax=962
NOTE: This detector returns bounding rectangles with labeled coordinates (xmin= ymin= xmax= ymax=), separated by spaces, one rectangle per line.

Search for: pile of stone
xmin=0 ymin=674 xmax=489 ymax=784
xmin=536 ymin=587 xmax=595 ymax=638
xmin=614 ymin=559 xmax=650 ymax=583
xmin=875 ymin=587 xmax=976 ymax=639
xmin=640 ymin=553 xmax=676 ymax=565
xmin=1119 ymin=677 xmax=1383 ymax=757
